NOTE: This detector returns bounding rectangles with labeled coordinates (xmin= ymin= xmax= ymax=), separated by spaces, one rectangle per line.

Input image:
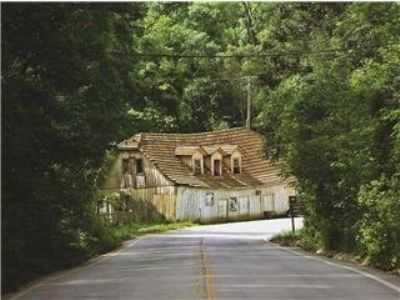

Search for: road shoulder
xmin=269 ymin=242 xmax=400 ymax=294
xmin=3 ymin=238 xmax=141 ymax=300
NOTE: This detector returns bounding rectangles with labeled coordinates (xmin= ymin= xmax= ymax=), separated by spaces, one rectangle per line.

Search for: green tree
xmin=3 ymin=3 xmax=143 ymax=291
xmin=256 ymin=3 xmax=400 ymax=258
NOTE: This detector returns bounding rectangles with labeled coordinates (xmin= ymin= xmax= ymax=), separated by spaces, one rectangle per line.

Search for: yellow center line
xmin=200 ymin=238 xmax=216 ymax=300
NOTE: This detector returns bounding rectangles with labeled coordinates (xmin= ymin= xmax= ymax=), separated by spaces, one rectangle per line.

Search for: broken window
xmin=193 ymin=159 xmax=202 ymax=175
xmin=122 ymin=159 xmax=130 ymax=174
xmin=121 ymin=158 xmax=133 ymax=188
xmin=229 ymin=197 xmax=239 ymax=212
xmin=136 ymin=158 xmax=144 ymax=174
xmin=213 ymin=159 xmax=221 ymax=176
xmin=123 ymin=158 xmax=135 ymax=174
xmin=129 ymin=158 xmax=135 ymax=173
xmin=205 ymin=192 xmax=215 ymax=206
xmin=233 ymin=158 xmax=241 ymax=174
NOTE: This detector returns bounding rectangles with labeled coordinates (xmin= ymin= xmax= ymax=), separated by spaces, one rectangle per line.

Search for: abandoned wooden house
xmin=103 ymin=127 xmax=295 ymax=223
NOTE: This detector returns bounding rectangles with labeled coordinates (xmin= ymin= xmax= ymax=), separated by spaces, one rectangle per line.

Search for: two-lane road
xmin=10 ymin=218 xmax=400 ymax=300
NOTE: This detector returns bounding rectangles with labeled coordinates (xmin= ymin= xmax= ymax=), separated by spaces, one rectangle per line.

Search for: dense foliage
xmin=358 ymin=177 xmax=400 ymax=269
xmin=255 ymin=3 xmax=400 ymax=269
xmin=3 ymin=2 xmax=399 ymax=292
xmin=2 ymin=3 xmax=144 ymax=291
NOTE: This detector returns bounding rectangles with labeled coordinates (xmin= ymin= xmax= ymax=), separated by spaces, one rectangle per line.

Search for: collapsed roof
xmin=118 ymin=127 xmax=287 ymax=189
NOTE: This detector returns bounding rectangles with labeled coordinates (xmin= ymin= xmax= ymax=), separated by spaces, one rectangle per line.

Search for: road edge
xmin=268 ymin=242 xmax=400 ymax=294
xmin=4 ymin=237 xmax=143 ymax=300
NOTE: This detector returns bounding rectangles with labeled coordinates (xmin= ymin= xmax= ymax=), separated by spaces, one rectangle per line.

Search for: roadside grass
xmin=270 ymin=229 xmax=318 ymax=252
xmin=270 ymin=229 xmax=361 ymax=264
xmin=111 ymin=221 xmax=196 ymax=241
xmin=270 ymin=230 xmax=304 ymax=247
xmin=271 ymin=229 xmax=400 ymax=277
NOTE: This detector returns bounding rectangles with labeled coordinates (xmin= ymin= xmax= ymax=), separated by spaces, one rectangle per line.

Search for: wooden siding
xmin=141 ymin=154 xmax=174 ymax=187
xmin=103 ymin=148 xmax=296 ymax=224
xmin=124 ymin=186 xmax=177 ymax=220
xmin=117 ymin=152 xmax=178 ymax=220
xmin=175 ymin=183 xmax=295 ymax=222
xmin=102 ymin=154 xmax=124 ymax=191
xmin=105 ymin=150 xmax=175 ymax=190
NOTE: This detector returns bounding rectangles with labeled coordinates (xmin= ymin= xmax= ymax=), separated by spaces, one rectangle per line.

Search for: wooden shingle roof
xmin=120 ymin=127 xmax=287 ymax=189
xmin=174 ymin=146 xmax=205 ymax=156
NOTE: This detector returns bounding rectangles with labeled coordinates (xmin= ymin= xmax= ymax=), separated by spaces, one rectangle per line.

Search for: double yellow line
xmin=200 ymin=238 xmax=216 ymax=300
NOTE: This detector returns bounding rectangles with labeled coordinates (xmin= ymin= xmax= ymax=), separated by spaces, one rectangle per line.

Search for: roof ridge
xmin=140 ymin=126 xmax=250 ymax=138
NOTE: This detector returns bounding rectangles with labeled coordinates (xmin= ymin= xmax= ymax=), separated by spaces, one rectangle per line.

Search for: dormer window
xmin=233 ymin=158 xmax=241 ymax=174
xmin=231 ymin=149 xmax=242 ymax=174
xmin=210 ymin=149 xmax=224 ymax=176
xmin=191 ymin=150 xmax=204 ymax=175
xmin=213 ymin=159 xmax=221 ymax=176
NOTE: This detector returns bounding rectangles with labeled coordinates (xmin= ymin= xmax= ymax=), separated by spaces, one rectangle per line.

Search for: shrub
xmin=357 ymin=175 xmax=400 ymax=270
xmin=270 ymin=230 xmax=303 ymax=247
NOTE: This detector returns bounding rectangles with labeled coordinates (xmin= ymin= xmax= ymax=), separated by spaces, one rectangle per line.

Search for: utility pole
xmin=246 ymin=76 xmax=251 ymax=129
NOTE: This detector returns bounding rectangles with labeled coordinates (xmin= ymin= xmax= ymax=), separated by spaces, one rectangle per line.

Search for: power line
xmin=128 ymin=42 xmax=397 ymax=82
xmin=130 ymin=48 xmax=344 ymax=59
xmin=136 ymin=74 xmax=260 ymax=84
xmin=134 ymin=68 xmax=309 ymax=85
xmin=114 ymin=41 xmax=398 ymax=60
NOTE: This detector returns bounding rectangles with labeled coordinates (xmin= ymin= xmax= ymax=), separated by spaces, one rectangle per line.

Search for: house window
xmin=136 ymin=158 xmax=144 ymax=174
xmin=193 ymin=159 xmax=202 ymax=175
xmin=233 ymin=158 xmax=241 ymax=174
xmin=213 ymin=159 xmax=221 ymax=176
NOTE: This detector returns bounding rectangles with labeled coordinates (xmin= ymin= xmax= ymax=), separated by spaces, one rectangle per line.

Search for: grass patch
xmin=271 ymin=229 xmax=319 ymax=252
xmin=111 ymin=221 xmax=195 ymax=241
xmin=271 ymin=230 xmax=400 ymax=277
xmin=270 ymin=230 xmax=304 ymax=247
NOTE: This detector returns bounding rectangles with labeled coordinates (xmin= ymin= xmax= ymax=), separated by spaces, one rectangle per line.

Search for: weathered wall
xmin=176 ymin=183 xmax=295 ymax=222
xmin=120 ymin=153 xmax=177 ymax=220
xmin=102 ymin=150 xmax=296 ymax=223
xmin=101 ymin=151 xmax=178 ymax=221
xmin=102 ymin=150 xmax=174 ymax=190
xmin=102 ymin=154 xmax=123 ymax=191
xmin=262 ymin=184 xmax=295 ymax=213
xmin=140 ymin=156 xmax=173 ymax=188
xmin=123 ymin=186 xmax=177 ymax=221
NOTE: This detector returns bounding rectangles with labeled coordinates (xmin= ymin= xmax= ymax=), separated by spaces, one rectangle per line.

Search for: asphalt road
xmin=11 ymin=218 xmax=400 ymax=300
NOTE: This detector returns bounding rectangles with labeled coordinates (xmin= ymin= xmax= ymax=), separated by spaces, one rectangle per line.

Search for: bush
xmin=84 ymin=217 xmax=122 ymax=256
xmin=270 ymin=230 xmax=303 ymax=247
xmin=357 ymin=176 xmax=400 ymax=270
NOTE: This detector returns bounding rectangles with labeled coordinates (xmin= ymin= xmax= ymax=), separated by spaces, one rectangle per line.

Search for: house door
xmin=262 ymin=193 xmax=275 ymax=212
xmin=217 ymin=200 xmax=228 ymax=219
xmin=239 ymin=196 xmax=249 ymax=216
xmin=228 ymin=197 xmax=240 ymax=219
